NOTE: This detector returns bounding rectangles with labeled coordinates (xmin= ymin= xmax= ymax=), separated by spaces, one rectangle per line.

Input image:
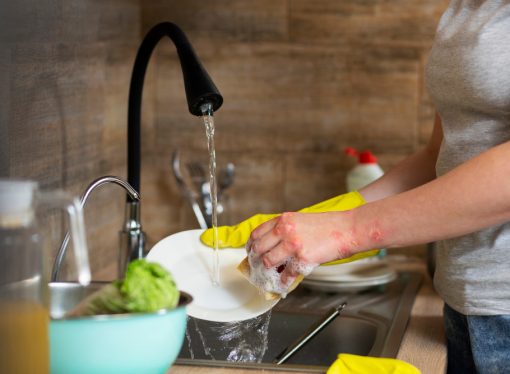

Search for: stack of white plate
xmin=302 ymin=258 xmax=397 ymax=293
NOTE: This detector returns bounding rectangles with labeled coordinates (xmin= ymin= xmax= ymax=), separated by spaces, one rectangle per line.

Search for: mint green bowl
xmin=49 ymin=282 xmax=192 ymax=374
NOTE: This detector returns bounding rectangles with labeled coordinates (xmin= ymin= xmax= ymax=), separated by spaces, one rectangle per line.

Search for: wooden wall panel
xmin=148 ymin=41 xmax=420 ymax=153
xmin=1 ymin=0 xmax=451 ymax=279
xmin=141 ymin=0 xmax=449 ymax=258
xmin=289 ymin=0 xmax=447 ymax=47
xmin=0 ymin=48 xmax=10 ymax=174
xmin=141 ymin=0 xmax=288 ymax=42
xmin=1 ymin=0 xmax=141 ymax=280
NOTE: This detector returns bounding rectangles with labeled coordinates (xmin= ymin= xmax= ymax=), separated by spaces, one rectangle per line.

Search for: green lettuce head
xmin=121 ymin=259 xmax=180 ymax=313
xmin=67 ymin=259 xmax=180 ymax=316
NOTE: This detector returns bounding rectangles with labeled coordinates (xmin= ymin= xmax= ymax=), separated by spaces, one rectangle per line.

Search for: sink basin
xmin=177 ymin=271 xmax=421 ymax=372
xmin=265 ymin=313 xmax=379 ymax=366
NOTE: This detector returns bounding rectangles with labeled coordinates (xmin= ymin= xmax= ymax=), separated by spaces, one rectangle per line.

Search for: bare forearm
xmin=361 ymin=114 xmax=443 ymax=203
xmin=360 ymin=147 xmax=439 ymax=202
xmin=351 ymin=140 xmax=510 ymax=251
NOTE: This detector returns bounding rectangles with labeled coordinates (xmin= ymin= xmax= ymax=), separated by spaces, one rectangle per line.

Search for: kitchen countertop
xmin=168 ymin=257 xmax=446 ymax=374
xmin=393 ymin=258 xmax=446 ymax=374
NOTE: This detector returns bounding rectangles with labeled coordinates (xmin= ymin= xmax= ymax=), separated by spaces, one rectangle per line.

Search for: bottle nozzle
xmin=345 ymin=148 xmax=378 ymax=164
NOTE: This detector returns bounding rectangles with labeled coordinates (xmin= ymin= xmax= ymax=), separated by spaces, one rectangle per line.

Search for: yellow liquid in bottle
xmin=0 ymin=301 xmax=49 ymax=374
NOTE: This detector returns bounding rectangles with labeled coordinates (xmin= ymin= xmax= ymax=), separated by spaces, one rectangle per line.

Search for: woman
xmin=249 ymin=1 xmax=510 ymax=372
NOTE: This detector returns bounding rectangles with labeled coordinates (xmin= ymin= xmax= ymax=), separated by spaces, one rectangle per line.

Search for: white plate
xmin=306 ymin=257 xmax=395 ymax=283
xmin=302 ymin=271 xmax=398 ymax=293
xmin=147 ymin=229 xmax=278 ymax=322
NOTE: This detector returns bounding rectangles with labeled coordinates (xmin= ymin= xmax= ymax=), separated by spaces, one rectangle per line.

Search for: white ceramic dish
xmin=302 ymin=271 xmax=397 ymax=293
xmin=147 ymin=229 xmax=278 ymax=323
xmin=302 ymin=257 xmax=398 ymax=293
xmin=306 ymin=257 xmax=395 ymax=282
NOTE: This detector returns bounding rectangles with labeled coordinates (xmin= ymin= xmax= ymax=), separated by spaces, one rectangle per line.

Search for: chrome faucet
xmin=123 ymin=22 xmax=223 ymax=268
xmin=51 ymin=176 xmax=139 ymax=281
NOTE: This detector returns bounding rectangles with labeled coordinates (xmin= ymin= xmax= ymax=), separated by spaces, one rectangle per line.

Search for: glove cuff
xmin=299 ymin=190 xmax=366 ymax=213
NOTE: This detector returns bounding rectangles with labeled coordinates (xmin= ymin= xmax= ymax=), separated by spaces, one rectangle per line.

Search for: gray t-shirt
xmin=426 ymin=0 xmax=510 ymax=315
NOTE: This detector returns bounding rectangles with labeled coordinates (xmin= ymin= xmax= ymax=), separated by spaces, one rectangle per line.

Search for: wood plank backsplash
xmin=1 ymin=0 xmax=447 ymax=279
xmin=0 ymin=0 xmax=142 ymax=280
xmin=140 ymin=0 xmax=448 ymax=257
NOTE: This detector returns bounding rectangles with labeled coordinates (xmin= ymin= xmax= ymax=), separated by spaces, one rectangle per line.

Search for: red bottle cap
xmin=345 ymin=147 xmax=378 ymax=164
xmin=359 ymin=150 xmax=377 ymax=164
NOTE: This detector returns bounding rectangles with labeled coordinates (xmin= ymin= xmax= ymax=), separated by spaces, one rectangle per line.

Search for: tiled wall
xmin=1 ymin=1 xmax=448 ymax=280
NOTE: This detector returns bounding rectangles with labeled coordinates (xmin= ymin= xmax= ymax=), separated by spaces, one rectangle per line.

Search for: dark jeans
xmin=444 ymin=303 xmax=510 ymax=374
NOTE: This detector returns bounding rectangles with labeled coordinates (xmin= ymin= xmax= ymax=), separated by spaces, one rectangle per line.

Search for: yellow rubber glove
xmin=200 ymin=191 xmax=379 ymax=265
xmin=327 ymin=354 xmax=421 ymax=374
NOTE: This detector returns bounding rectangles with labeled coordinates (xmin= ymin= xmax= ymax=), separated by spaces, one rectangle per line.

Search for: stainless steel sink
xmin=177 ymin=271 xmax=421 ymax=372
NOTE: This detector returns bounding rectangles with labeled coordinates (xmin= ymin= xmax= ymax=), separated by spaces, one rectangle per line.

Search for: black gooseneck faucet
xmin=120 ymin=22 xmax=223 ymax=277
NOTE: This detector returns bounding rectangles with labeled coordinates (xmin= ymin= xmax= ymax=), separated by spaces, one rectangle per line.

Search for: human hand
xmin=248 ymin=211 xmax=370 ymax=285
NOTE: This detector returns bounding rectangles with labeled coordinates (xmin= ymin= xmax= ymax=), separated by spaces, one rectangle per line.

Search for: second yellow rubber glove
xmin=200 ymin=191 xmax=379 ymax=265
xmin=327 ymin=354 xmax=421 ymax=374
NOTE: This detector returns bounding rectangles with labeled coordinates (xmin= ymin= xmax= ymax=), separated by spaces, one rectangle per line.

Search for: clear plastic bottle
xmin=0 ymin=180 xmax=90 ymax=374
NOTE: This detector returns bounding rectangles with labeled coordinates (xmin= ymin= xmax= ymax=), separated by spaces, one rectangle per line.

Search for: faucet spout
xmin=127 ymin=22 xmax=223 ymax=196
xmin=123 ymin=22 xmax=223 ymax=272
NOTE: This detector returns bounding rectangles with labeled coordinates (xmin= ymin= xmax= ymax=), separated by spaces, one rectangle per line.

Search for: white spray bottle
xmin=345 ymin=147 xmax=384 ymax=191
